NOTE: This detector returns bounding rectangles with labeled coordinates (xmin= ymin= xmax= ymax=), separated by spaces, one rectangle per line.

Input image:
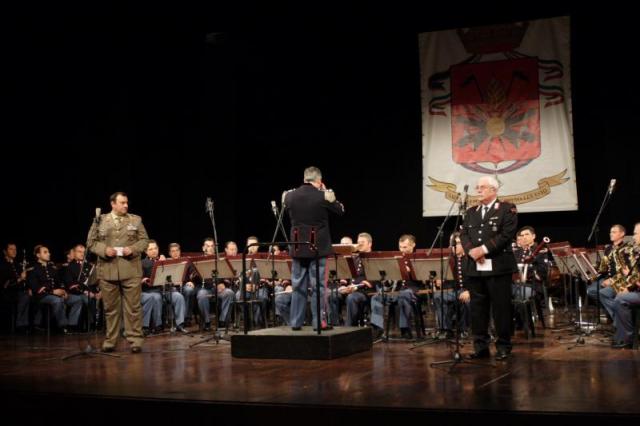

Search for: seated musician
xmin=63 ymin=244 xmax=100 ymax=331
xmin=343 ymin=233 xmax=376 ymax=327
xmin=224 ymin=241 xmax=238 ymax=257
xmin=28 ymin=245 xmax=83 ymax=333
xmin=196 ymin=239 xmax=235 ymax=331
xmin=370 ymin=234 xmax=420 ymax=339
xmin=0 ymin=242 xmax=30 ymax=333
xmin=433 ymin=232 xmax=471 ymax=339
xmin=511 ymin=226 xmax=550 ymax=331
xmin=140 ymin=240 xmax=164 ymax=335
xmin=511 ymin=226 xmax=549 ymax=301
xmin=160 ymin=243 xmax=188 ymax=333
xmin=234 ymin=236 xmax=269 ymax=327
xmin=611 ymin=222 xmax=640 ymax=349
xmin=327 ymin=236 xmax=353 ymax=326
xmin=587 ymin=224 xmax=630 ymax=321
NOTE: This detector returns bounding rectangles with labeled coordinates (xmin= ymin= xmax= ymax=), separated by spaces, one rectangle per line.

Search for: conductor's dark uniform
xmin=460 ymin=199 xmax=518 ymax=356
xmin=284 ymin=183 xmax=344 ymax=329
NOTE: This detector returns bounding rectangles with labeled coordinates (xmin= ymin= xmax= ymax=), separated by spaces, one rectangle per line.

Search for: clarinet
xmin=20 ymin=249 xmax=28 ymax=290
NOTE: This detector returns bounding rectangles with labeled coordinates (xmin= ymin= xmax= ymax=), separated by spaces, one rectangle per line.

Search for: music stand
xmin=189 ymin=255 xmax=236 ymax=346
xmin=360 ymin=252 xmax=408 ymax=342
xmin=326 ymin=255 xmax=356 ymax=281
xmin=408 ymin=252 xmax=456 ymax=348
xmin=549 ymin=243 xmax=575 ymax=318
xmin=253 ymin=256 xmax=292 ymax=281
xmin=150 ymin=258 xmax=189 ymax=335
xmin=254 ymin=255 xmax=292 ymax=326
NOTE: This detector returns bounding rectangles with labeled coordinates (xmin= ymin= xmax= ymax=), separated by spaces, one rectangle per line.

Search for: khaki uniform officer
xmin=87 ymin=192 xmax=148 ymax=353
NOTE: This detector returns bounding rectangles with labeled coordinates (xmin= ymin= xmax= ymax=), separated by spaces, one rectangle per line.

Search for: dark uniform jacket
xmin=284 ymin=183 xmax=345 ymax=258
xmin=1 ymin=258 xmax=26 ymax=291
xmin=63 ymin=260 xmax=96 ymax=294
xmin=460 ymin=199 xmax=518 ymax=277
xmin=28 ymin=262 xmax=62 ymax=298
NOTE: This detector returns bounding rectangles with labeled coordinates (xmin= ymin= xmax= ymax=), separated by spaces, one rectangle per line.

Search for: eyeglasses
xmin=475 ymin=185 xmax=492 ymax=190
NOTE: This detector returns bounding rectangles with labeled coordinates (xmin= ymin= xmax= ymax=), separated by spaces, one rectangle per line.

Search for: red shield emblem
xmin=451 ymin=58 xmax=540 ymax=173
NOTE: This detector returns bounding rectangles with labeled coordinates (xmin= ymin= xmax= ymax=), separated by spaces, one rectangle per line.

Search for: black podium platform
xmin=231 ymin=326 xmax=372 ymax=359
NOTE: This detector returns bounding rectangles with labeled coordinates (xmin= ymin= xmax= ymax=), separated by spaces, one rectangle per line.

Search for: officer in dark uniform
xmin=28 ymin=245 xmax=83 ymax=332
xmin=284 ymin=166 xmax=345 ymax=330
xmin=587 ymin=224 xmax=630 ymax=320
xmin=611 ymin=222 xmax=640 ymax=349
xmin=63 ymin=244 xmax=98 ymax=331
xmin=0 ymin=243 xmax=30 ymax=331
xmin=458 ymin=176 xmax=518 ymax=360
xmin=343 ymin=233 xmax=375 ymax=327
xmin=140 ymin=240 xmax=163 ymax=335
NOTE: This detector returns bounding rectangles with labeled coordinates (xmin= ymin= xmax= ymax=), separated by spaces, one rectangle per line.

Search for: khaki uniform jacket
xmin=87 ymin=213 xmax=149 ymax=281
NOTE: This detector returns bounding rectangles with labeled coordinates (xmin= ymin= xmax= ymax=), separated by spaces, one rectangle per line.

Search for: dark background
xmin=2 ymin=4 xmax=638 ymax=261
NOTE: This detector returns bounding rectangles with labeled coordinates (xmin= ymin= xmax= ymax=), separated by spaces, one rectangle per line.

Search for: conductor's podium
xmin=231 ymin=326 xmax=372 ymax=360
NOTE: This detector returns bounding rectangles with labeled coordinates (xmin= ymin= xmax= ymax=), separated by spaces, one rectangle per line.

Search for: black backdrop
xmin=2 ymin=5 xmax=638 ymax=261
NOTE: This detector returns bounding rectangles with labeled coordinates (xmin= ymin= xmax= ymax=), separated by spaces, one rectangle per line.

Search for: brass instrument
xmin=611 ymin=245 xmax=631 ymax=293
xmin=626 ymin=246 xmax=640 ymax=291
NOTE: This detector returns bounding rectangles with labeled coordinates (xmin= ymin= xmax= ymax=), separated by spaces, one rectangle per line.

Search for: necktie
xmin=482 ymin=206 xmax=488 ymax=219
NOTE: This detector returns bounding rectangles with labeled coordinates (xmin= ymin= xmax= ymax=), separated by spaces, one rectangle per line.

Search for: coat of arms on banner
xmin=421 ymin=17 xmax=576 ymax=215
xmin=451 ymin=58 xmax=540 ymax=174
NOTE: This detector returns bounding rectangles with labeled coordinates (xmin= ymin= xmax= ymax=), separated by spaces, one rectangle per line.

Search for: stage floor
xmin=1 ymin=313 xmax=639 ymax=423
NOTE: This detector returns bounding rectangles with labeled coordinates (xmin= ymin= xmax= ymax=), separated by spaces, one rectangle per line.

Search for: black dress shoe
xmin=142 ymin=327 xmax=151 ymax=337
xmin=612 ymin=341 xmax=632 ymax=349
xmin=400 ymin=328 xmax=414 ymax=339
xmin=466 ymin=350 xmax=490 ymax=359
xmin=291 ymin=326 xmax=302 ymax=331
xmin=101 ymin=346 xmax=115 ymax=353
xmin=203 ymin=323 xmax=211 ymax=332
xmin=176 ymin=324 xmax=188 ymax=333
xmin=131 ymin=346 xmax=142 ymax=353
xmin=495 ymin=351 xmax=511 ymax=361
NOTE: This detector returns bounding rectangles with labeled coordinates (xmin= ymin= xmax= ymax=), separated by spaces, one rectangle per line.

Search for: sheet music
xmin=253 ymin=258 xmax=291 ymax=280
xmin=191 ymin=257 xmax=236 ymax=279
xmin=361 ymin=257 xmax=405 ymax=281
xmin=409 ymin=257 xmax=453 ymax=281
xmin=326 ymin=256 xmax=354 ymax=280
xmin=152 ymin=261 xmax=188 ymax=286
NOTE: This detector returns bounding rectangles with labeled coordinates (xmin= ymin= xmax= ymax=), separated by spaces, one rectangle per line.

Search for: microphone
xmin=205 ymin=197 xmax=214 ymax=213
xmin=271 ymin=200 xmax=278 ymax=218
xmin=461 ymin=184 xmax=469 ymax=208
xmin=94 ymin=207 xmax=101 ymax=224
xmin=608 ymin=178 xmax=616 ymax=195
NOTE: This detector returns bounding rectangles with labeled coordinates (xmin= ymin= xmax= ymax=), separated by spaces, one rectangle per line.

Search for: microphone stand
xmin=191 ymin=199 xmax=227 ymax=347
xmin=586 ymin=183 xmax=614 ymax=328
xmin=63 ymin=210 xmax=120 ymax=360
xmin=411 ymin=194 xmax=460 ymax=349
xmin=267 ymin=201 xmax=289 ymax=326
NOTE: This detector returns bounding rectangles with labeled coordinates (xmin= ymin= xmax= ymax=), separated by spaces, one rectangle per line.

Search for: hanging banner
xmin=420 ymin=16 xmax=576 ymax=216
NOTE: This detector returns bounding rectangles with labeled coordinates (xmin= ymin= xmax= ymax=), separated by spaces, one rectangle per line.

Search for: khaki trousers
xmin=99 ymin=278 xmax=143 ymax=349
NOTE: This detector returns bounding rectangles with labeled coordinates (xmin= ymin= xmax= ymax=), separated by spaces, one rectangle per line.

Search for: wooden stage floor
xmin=1 ymin=314 xmax=639 ymax=425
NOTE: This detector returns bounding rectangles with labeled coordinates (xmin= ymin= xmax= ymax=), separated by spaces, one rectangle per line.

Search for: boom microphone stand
xmin=268 ymin=200 xmax=289 ymax=325
xmin=63 ymin=208 xmax=119 ymax=360
xmin=410 ymin=192 xmax=460 ymax=349
xmin=191 ymin=198 xmax=227 ymax=347
xmin=586 ymin=179 xmax=616 ymax=329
